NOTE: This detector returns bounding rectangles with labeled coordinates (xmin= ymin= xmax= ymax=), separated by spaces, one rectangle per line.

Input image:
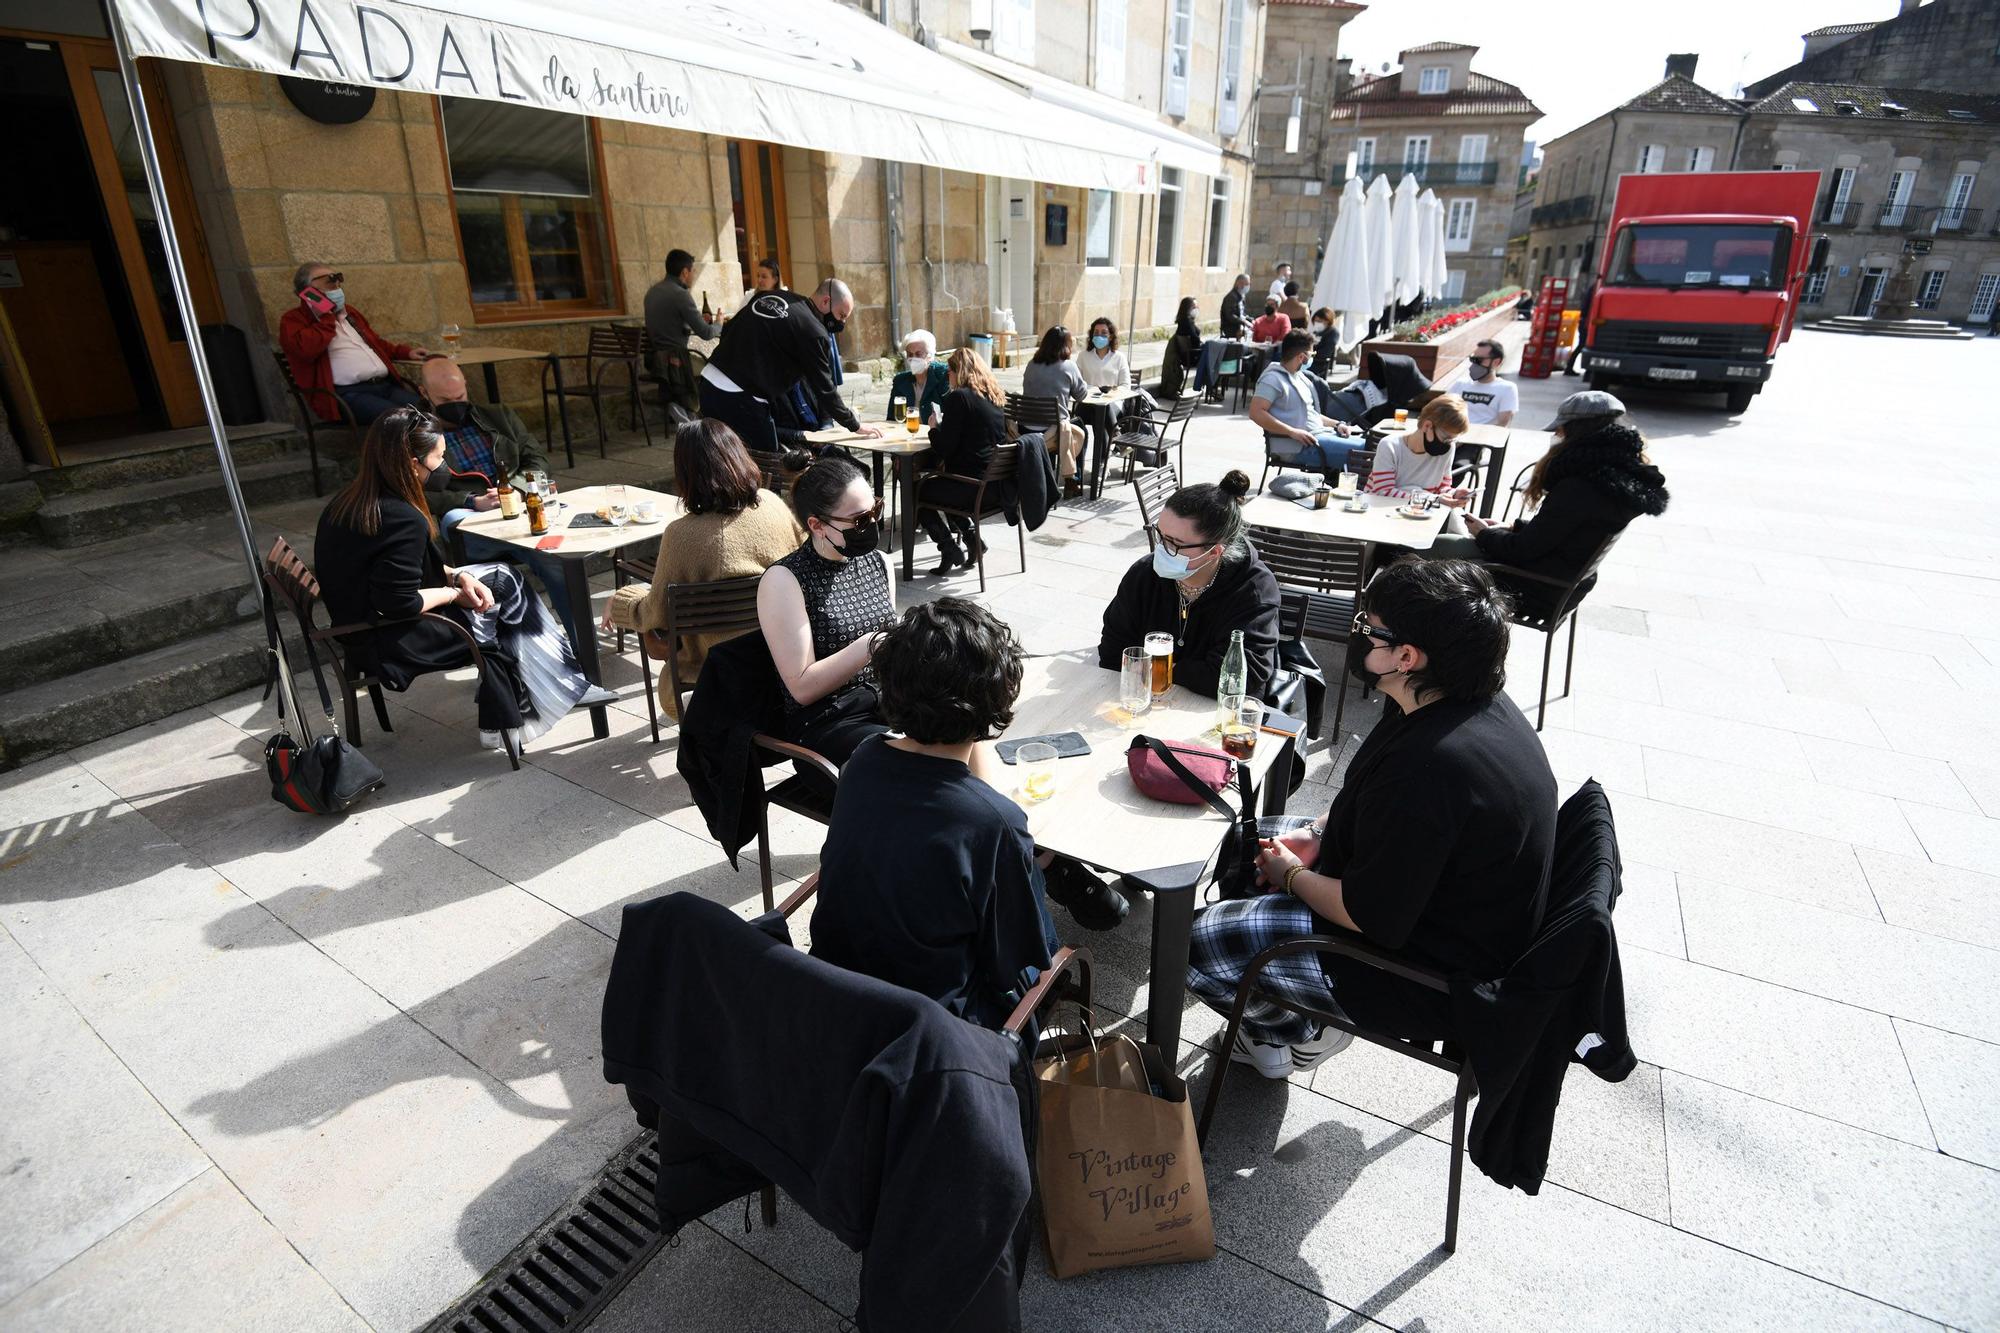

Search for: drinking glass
xmin=1144 ymin=631 xmax=1174 ymax=702
xmin=1220 ymin=697 xmax=1264 ymax=759
xmin=1394 ymin=408 xmax=1409 ymax=425
xmin=441 ymin=322 xmax=461 ymax=357
xmin=608 ymin=483 xmax=631 ymax=527
xmin=1335 ymin=468 xmax=1357 ymax=496
xmin=905 ymin=407 xmax=921 ymax=434
xmin=1019 ymin=742 xmax=1059 ymax=803
xmin=1120 ymin=648 xmax=1153 ymax=721
xmin=543 ymin=474 xmax=562 ymax=512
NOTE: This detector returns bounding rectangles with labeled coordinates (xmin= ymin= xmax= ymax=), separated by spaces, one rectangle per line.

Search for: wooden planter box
xmin=1361 ymin=300 xmax=1519 ymax=386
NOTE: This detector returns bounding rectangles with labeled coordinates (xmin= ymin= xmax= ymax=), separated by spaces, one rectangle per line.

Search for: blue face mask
xmin=328 ymin=287 xmax=346 ymax=312
xmin=1153 ymin=540 xmax=1214 ymax=581
xmin=1091 ymin=334 xmax=1109 ymax=350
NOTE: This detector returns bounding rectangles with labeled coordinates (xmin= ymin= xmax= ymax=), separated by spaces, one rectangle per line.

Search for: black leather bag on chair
xmin=261 ymin=592 xmax=385 ymax=815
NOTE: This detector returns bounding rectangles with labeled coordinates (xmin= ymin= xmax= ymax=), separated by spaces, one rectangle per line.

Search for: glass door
xmin=726 ymin=140 xmax=790 ymax=299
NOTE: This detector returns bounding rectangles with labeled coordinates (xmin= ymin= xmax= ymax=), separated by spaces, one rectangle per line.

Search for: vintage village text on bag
xmin=1035 ymin=1030 xmax=1215 ymax=1277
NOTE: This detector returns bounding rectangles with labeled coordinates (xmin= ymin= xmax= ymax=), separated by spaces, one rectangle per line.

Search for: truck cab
xmin=1581 ymin=172 xmax=1825 ymax=413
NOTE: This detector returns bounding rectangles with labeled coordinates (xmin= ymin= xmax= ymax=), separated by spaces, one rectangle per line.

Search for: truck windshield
xmin=1608 ymin=224 xmax=1791 ymax=290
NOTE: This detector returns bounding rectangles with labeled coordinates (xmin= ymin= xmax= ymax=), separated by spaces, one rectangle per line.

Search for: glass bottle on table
xmin=525 ymin=481 xmax=548 ymax=536
xmin=496 ymin=464 xmax=520 ymax=519
xmin=1217 ymin=629 xmax=1248 ymax=727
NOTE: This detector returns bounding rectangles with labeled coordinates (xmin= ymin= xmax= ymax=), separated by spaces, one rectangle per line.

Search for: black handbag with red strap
xmin=261 ymin=593 xmax=385 ymax=815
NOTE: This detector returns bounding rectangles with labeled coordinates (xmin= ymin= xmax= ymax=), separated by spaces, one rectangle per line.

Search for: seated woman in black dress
xmin=757 ymin=454 xmax=896 ymax=765
xmin=917 ymin=346 xmax=1010 ymax=576
xmin=1185 ymin=557 xmax=1558 ymax=1080
xmin=1427 ymin=390 xmax=1668 ymax=615
xmin=1052 ymin=470 xmax=1282 ymax=930
xmin=810 ymin=597 xmax=1059 ymax=1028
xmin=313 ymin=407 xmax=611 ymax=753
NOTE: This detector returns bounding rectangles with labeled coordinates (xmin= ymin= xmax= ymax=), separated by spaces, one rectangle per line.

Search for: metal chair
xmin=1130 ymin=463 xmax=1180 ymax=552
xmin=1499 ymin=459 xmax=1538 ymax=521
xmin=1486 ymin=530 xmax=1624 ymax=732
xmin=268 ymin=348 xmax=352 ymax=496
xmin=1196 ymin=780 xmax=1628 ymax=1255
xmin=1111 ymin=392 xmax=1199 ymax=483
xmin=750 ymin=736 xmax=840 ymax=913
xmin=923 ymin=443 xmax=1026 ymax=593
xmin=1247 ymin=523 xmax=1368 ymax=740
xmin=607 ymin=568 xmax=761 ymax=745
xmin=541 ymin=324 xmax=653 ymax=466
xmin=261 ymin=536 xmax=519 ymax=769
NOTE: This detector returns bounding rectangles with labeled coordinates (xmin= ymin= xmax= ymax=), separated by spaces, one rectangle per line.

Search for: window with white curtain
xmin=1419 ymin=66 xmax=1450 ymax=94
xmin=1636 ymin=143 xmax=1665 ymax=173
xmin=1094 ymin=0 xmax=1127 ymax=98
xmin=1206 ymin=176 xmax=1231 ymax=267
xmin=992 ymin=0 xmax=1035 ymax=64
xmin=1085 ymin=189 xmax=1117 ymax=267
xmin=1216 ymin=0 xmax=1245 ymax=136
xmin=1164 ymin=0 xmax=1193 ymax=117
xmin=1155 ymin=167 xmax=1183 ymax=266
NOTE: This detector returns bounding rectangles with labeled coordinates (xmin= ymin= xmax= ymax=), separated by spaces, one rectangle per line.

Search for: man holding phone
xmin=278 ymin=262 xmax=427 ymax=425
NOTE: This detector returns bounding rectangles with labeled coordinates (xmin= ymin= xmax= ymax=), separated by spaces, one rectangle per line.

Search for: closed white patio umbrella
xmin=1423 ymin=190 xmax=1450 ymax=302
xmin=1314 ymin=177 xmax=1374 ymax=350
xmin=1391 ymin=174 xmax=1425 ymax=309
xmin=1363 ymin=174 xmax=1396 ymax=324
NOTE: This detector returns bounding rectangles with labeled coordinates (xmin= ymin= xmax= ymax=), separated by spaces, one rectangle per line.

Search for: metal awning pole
xmin=108 ymin=3 xmax=308 ymax=732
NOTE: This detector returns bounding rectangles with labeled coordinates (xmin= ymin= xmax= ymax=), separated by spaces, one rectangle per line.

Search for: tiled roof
xmin=1403 ymin=40 xmax=1475 ymax=53
xmin=1746 ymin=81 xmax=2000 ymax=123
xmin=1803 ymin=21 xmax=1877 ymax=37
xmin=1331 ymin=69 xmax=1539 ymax=119
xmin=1619 ymin=74 xmax=1742 ymax=115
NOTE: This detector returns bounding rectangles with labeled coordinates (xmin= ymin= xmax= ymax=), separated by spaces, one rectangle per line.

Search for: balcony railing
xmin=1529 ymin=195 xmax=1596 ymax=227
xmin=1934 ymin=206 xmax=1983 ymax=234
xmin=1330 ymin=161 xmax=1503 ymax=188
xmin=1821 ymin=199 xmax=1858 ymax=227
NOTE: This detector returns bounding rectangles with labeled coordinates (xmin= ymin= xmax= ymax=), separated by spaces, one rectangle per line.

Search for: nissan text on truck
xmin=1581 ymin=170 xmax=1829 ymax=414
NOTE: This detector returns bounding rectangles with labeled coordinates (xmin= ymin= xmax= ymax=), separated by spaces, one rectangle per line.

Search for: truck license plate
xmin=1649 ymin=367 xmax=1698 ymax=381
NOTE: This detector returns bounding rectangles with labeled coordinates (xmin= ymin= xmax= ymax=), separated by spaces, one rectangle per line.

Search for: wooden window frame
xmin=432 ymin=101 xmax=623 ymax=326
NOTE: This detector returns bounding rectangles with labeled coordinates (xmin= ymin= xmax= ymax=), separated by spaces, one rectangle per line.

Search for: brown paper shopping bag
xmin=1035 ymin=1032 xmax=1215 ymax=1278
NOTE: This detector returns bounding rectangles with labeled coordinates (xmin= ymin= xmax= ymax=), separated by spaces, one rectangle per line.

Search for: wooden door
xmin=726 ymin=140 xmax=791 ymax=294
xmin=61 ymin=41 xmax=222 ymax=429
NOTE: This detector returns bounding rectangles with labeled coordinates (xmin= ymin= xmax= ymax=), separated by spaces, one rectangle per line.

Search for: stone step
xmin=1812 ymin=317 xmax=1973 ymax=340
xmin=0 ymin=623 xmax=268 ymax=771
xmin=0 ymin=563 xmax=259 ymax=693
xmin=32 ymin=427 xmax=313 ymax=497
xmin=34 ymin=457 xmax=324 ymax=548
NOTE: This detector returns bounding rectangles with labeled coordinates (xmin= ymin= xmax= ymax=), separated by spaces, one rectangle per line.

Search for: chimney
xmin=1334 ymin=56 xmax=1353 ymax=98
xmin=1664 ymin=53 xmax=1698 ymax=80
xmin=1899 ymin=0 xmax=1919 ymax=12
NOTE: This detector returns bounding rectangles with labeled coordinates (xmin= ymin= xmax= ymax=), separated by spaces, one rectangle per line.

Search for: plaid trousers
xmin=1185 ymin=893 xmax=1344 ymax=1047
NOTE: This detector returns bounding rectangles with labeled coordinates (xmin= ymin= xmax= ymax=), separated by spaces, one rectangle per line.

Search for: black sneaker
xmin=1043 ymin=858 xmax=1130 ymax=932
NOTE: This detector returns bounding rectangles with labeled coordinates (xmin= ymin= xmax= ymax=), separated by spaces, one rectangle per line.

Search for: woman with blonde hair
xmin=918 ymin=346 xmax=1011 ymax=575
xmin=1364 ymin=393 xmax=1474 ymax=505
xmin=313 ymin=407 xmax=610 ymax=753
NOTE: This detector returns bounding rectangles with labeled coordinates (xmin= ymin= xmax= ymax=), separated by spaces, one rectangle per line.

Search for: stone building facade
xmin=1745 ymin=0 xmax=2000 ymax=102
xmin=1245 ymin=0 xmax=1364 ymax=285
xmin=1522 ymin=61 xmax=1742 ymax=293
xmin=1322 ymin=42 xmax=1539 ymax=302
xmin=0 ymin=0 xmax=1265 ymax=460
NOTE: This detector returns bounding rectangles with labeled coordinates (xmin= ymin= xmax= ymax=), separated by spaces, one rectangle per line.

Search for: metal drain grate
xmin=426 ymin=1130 xmax=671 ymax=1333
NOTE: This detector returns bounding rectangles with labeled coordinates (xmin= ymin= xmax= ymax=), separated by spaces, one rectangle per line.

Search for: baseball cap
xmin=1546 ymin=389 xmax=1625 ymax=430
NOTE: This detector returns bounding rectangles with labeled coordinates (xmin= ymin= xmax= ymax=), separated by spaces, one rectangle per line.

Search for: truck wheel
xmin=1724 ymin=385 xmax=1755 ymax=413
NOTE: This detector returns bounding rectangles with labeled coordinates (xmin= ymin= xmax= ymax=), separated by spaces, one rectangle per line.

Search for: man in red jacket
xmin=279 ymin=262 xmax=428 ymax=424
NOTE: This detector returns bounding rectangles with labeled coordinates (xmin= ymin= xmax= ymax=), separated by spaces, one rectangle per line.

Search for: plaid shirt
xmin=442 ymin=421 xmax=498 ymax=485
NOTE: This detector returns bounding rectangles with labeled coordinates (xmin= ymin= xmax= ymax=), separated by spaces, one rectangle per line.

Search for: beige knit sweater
xmin=637 ymin=494 xmax=805 ymax=718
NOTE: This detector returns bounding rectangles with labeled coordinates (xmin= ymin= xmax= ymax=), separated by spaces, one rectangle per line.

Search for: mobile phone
xmin=535 ymin=535 xmax=564 ymax=550
xmin=298 ymin=286 xmax=335 ymax=317
xmin=997 ymin=732 xmax=1091 ymax=764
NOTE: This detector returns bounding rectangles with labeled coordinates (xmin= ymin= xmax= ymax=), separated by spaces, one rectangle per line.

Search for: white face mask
xmin=1310 ymin=321 xmax=1327 ymax=334
xmin=905 ymin=356 xmax=929 ymax=375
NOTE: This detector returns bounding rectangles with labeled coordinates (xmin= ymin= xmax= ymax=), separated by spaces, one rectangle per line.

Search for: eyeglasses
xmin=1351 ymin=613 xmax=1404 ymax=646
xmin=825 ymin=501 xmax=884 ymax=528
xmin=1157 ymin=532 xmax=1216 ymax=557
xmin=310 ymin=272 xmax=344 ymax=287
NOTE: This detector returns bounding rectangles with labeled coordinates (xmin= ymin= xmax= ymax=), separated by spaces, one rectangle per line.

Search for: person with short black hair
xmin=1250 ymin=298 xmax=1292 ymax=344
xmin=1445 ymin=338 xmax=1518 ymax=427
xmin=1267 ymin=262 xmax=1294 ymax=304
xmin=704 ymin=278 xmax=881 ymax=453
xmin=1278 ymin=280 xmax=1310 ymax=327
xmin=1185 ymin=556 xmax=1558 ymax=1079
xmin=644 ymin=248 xmax=720 ymax=414
xmin=810 ymin=597 xmax=1059 ymax=1028
xmin=757 ymin=454 xmax=896 ymax=764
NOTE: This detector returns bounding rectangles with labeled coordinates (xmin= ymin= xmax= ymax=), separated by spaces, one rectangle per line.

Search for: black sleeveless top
xmin=773 ymin=540 xmax=895 ymax=713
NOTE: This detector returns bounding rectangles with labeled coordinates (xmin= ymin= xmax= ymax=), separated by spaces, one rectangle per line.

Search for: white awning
xmin=938 ymin=39 xmax=1227 ymax=182
xmin=112 ymin=0 xmax=1170 ymax=191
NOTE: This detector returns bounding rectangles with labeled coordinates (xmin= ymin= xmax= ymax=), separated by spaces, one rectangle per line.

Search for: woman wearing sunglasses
xmin=1184 ymin=556 xmax=1558 ymax=1081
xmin=758 ymin=454 xmax=897 ymax=766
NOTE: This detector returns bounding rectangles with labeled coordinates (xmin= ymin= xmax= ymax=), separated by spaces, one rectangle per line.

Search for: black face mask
xmin=828 ymin=517 xmax=879 ymax=558
xmin=821 ymin=312 xmax=846 ymax=335
xmin=1345 ymin=636 xmax=1380 ymax=689
xmin=433 ymin=400 xmax=473 ymax=427
xmin=1421 ymin=429 xmax=1451 ymax=457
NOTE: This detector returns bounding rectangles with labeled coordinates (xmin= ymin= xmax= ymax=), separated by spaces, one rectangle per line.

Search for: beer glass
xmin=905 ymin=406 xmax=920 ymax=434
xmin=1019 ymin=742 xmax=1058 ymax=803
xmin=1145 ymin=632 xmax=1174 ymax=702
xmin=1120 ymin=648 xmax=1152 ymax=721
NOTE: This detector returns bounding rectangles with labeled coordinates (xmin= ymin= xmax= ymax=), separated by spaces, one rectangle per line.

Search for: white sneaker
xmin=1290 ymin=1026 xmax=1354 ymax=1073
xmin=479 ymin=727 xmax=524 ymax=752
xmin=1229 ymin=1029 xmax=1292 ymax=1081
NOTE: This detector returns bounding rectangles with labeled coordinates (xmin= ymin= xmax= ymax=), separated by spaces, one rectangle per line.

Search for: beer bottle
xmin=525 ymin=480 xmax=548 ymax=536
xmin=497 ymin=464 xmax=520 ymax=519
xmin=701 ymin=291 xmax=714 ymax=325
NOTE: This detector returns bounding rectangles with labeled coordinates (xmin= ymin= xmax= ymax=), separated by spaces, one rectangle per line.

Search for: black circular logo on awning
xmin=280 ymin=76 xmax=377 ymax=125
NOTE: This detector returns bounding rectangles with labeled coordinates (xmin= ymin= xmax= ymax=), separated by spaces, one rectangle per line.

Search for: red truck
xmin=1581 ymin=170 xmax=1828 ymax=413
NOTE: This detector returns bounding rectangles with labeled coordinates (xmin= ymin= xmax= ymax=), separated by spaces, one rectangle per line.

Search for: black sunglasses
xmin=824 ymin=500 xmax=884 ymax=528
xmin=1351 ymin=612 xmax=1404 ymax=646
xmin=311 ymin=271 xmax=344 ymax=286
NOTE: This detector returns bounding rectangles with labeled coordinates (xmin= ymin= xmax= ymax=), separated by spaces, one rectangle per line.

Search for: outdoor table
xmin=455 ymin=483 xmax=682 ymax=739
xmin=403 ymin=346 xmax=575 ymax=462
xmin=1241 ymin=490 xmax=1451 ymax=551
xmin=805 ymin=425 xmax=930 ymax=582
xmin=1002 ymin=651 xmax=1294 ymax=1051
xmin=1075 ymin=386 xmax=1144 ymax=499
